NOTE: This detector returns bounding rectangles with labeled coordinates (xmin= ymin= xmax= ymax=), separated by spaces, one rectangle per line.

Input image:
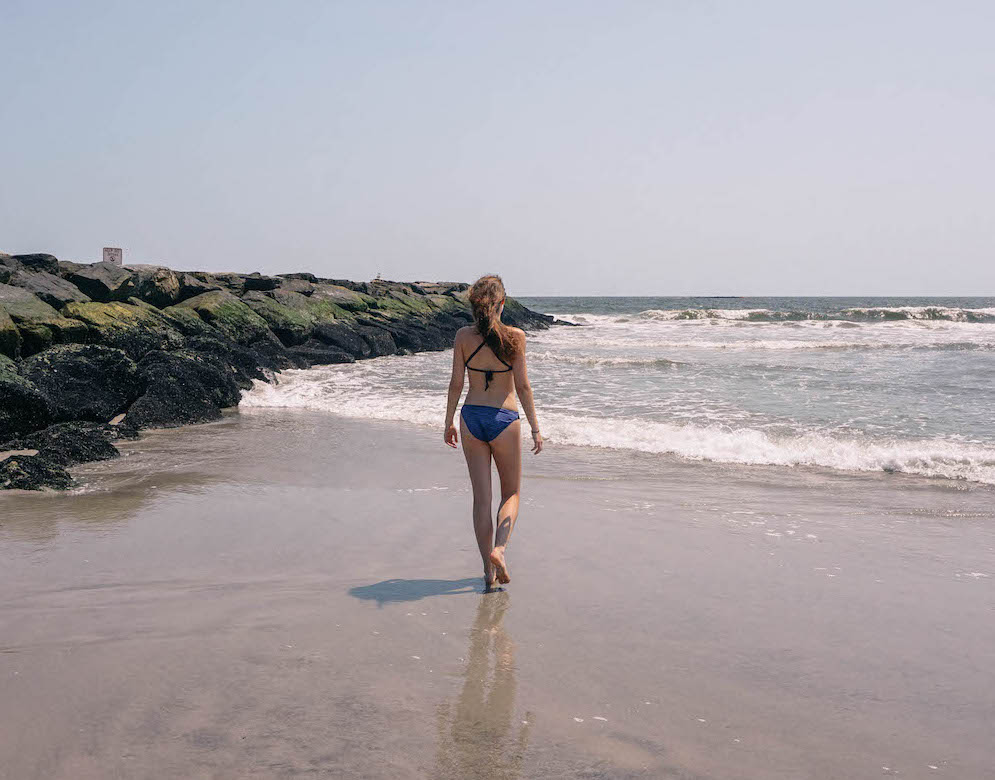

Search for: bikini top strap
xmin=464 ymin=340 xmax=486 ymax=367
xmin=465 ymin=337 xmax=514 ymax=370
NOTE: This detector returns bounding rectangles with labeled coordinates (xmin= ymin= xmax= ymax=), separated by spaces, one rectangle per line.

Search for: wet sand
xmin=1 ymin=410 xmax=993 ymax=779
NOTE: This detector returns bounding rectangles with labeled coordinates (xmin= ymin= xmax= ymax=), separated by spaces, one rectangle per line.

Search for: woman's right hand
xmin=444 ymin=423 xmax=459 ymax=448
xmin=531 ymin=429 xmax=543 ymax=454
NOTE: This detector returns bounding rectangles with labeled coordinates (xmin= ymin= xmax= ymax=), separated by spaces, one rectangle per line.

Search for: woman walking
xmin=444 ymin=275 xmax=542 ymax=591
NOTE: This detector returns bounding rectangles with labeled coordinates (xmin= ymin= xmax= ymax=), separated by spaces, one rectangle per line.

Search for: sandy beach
xmin=1 ymin=410 xmax=993 ymax=779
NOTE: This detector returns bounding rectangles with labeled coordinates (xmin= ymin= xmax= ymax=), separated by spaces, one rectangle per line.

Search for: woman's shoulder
xmin=454 ymin=325 xmax=477 ymax=343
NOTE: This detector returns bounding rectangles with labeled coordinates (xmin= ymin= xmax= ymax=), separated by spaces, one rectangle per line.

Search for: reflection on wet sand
xmin=435 ymin=592 xmax=532 ymax=780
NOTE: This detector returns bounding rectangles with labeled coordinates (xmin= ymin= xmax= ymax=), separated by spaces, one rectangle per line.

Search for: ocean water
xmin=243 ymin=297 xmax=995 ymax=486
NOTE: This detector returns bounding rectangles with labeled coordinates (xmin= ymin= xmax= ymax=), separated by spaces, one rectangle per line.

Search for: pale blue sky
xmin=1 ymin=1 xmax=993 ymax=295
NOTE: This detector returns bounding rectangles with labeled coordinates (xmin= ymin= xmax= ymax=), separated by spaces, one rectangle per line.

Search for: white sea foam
xmin=242 ymin=372 xmax=995 ymax=485
xmin=529 ymin=351 xmax=684 ymax=367
xmin=629 ymin=306 xmax=995 ymax=323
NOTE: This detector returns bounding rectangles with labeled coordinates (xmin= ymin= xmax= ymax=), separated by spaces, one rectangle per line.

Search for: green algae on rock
xmin=176 ymin=290 xmax=275 ymax=345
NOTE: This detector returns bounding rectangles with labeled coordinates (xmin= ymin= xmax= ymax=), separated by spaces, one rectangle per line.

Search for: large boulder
xmin=243 ymin=272 xmax=280 ymax=291
xmin=67 ymin=261 xmax=137 ymax=302
xmin=277 ymin=277 xmax=315 ymax=296
xmin=361 ymin=314 xmax=450 ymax=352
xmin=124 ymin=350 xmax=241 ymax=429
xmin=0 ymin=355 xmax=52 ymax=441
xmin=56 ymin=259 xmax=88 ymax=278
xmin=176 ymin=272 xmax=222 ymax=301
xmin=502 ymin=297 xmax=553 ymax=329
xmin=287 ymin=340 xmax=355 ymax=366
xmin=8 ymin=270 xmax=91 ymax=309
xmin=311 ymin=322 xmax=396 ymax=358
xmin=61 ymin=300 xmax=184 ymax=359
xmin=2 ymin=422 xmax=127 ymax=467
xmin=176 ymin=290 xmax=275 ymax=345
xmin=160 ymin=305 xmax=221 ymax=337
xmin=0 ymin=308 xmax=20 ymax=358
xmin=310 ymin=283 xmax=372 ymax=313
xmin=21 ymin=344 xmax=142 ymax=423
xmin=245 ymin=338 xmax=306 ymax=370
xmin=11 ymin=254 xmax=60 ymax=274
xmin=311 ymin=322 xmax=371 ymax=358
xmin=0 ymin=454 xmax=72 ymax=490
xmin=241 ymin=290 xmax=315 ymax=345
xmin=130 ymin=265 xmax=181 ymax=307
xmin=184 ymin=335 xmax=283 ymax=387
xmin=0 ymin=283 xmax=87 ymax=355
xmin=0 ymin=255 xmax=17 ymax=284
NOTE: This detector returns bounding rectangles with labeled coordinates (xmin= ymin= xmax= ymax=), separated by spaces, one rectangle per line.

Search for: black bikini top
xmin=465 ymin=340 xmax=513 ymax=390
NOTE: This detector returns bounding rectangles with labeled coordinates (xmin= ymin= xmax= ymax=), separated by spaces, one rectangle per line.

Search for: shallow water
xmin=242 ymin=296 xmax=995 ymax=486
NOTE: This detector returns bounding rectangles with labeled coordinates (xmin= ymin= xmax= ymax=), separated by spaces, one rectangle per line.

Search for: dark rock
xmin=9 ymin=270 xmax=91 ymax=308
xmin=356 ymin=324 xmax=398 ymax=356
xmin=287 ymin=340 xmax=355 ymax=365
xmin=0 ymin=255 xmax=17 ymax=284
xmin=277 ymin=277 xmax=315 ymax=296
xmin=67 ymin=261 xmax=137 ymax=302
xmin=247 ymin=338 xmax=306 ymax=370
xmin=61 ymin=300 xmax=185 ymax=359
xmin=125 ymin=350 xmax=241 ymax=429
xmin=502 ymin=297 xmax=553 ymax=329
xmin=0 ymin=453 xmax=73 ymax=490
xmin=312 ymin=322 xmax=371 ymax=358
xmin=56 ymin=260 xmax=88 ymax=278
xmin=22 ymin=344 xmax=142 ymax=423
xmin=185 ymin=335 xmax=279 ymax=387
xmin=210 ymin=272 xmax=250 ymax=294
xmin=11 ymin=254 xmax=60 ymax=274
xmin=131 ymin=265 xmax=181 ymax=307
xmin=176 ymin=290 xmax=276 ymax=345
xmin=366 ymin=317 xmax=449 ymax=352
xmin=243 ymin=272 xmax=280 ymax=291
xmin=3 ymin=422 xmax=122 ymax=467
xmin=278 ymin=272 xmax=318 ymax=283
xmin=0 ymin=355 xmax=52 ymax=441
xmin=0 ymin=308 xmax=20 ymax=358
xmin=328 ymin=279 xmax=368 ymax=293
xmin=177 ymin=272 xmax=221 ymax=302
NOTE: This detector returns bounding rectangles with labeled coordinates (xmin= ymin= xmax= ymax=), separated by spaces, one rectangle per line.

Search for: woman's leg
xmin=460 ymin=415 xmax=496 ymax=586
xmin=488 ymin=419 xmax=522 ymax=584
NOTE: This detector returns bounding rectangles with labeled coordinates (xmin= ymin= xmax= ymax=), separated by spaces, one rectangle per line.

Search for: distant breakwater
xmin=0 ymin=253 xmax=553 ymax=490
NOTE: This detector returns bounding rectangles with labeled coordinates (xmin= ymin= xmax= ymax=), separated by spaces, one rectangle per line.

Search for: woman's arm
xmin=512 ymin=331 xmax=543 ymax=454
xmin=444 ymin=330 xmax=465 ymax=447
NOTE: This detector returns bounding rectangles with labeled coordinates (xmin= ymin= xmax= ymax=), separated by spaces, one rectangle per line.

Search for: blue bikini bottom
xmin=461 ymin=404 xmax=520 ymax=442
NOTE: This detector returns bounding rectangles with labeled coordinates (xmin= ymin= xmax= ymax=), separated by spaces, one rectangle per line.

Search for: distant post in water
xmin=103 ymin=247 xmax=123 ymax=266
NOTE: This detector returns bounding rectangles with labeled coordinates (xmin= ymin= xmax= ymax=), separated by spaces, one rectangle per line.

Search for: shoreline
xmin=2 ymin=410 xmax=993 ymax=778
xmin=0 ymin=252 xmax=553 ymax=490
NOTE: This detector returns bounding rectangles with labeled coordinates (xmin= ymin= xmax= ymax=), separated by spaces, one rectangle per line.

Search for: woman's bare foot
xmin=483 ymin=563 xmax=499 ymax=592
xmin=489 ymin=547 xmax=511 ymax=584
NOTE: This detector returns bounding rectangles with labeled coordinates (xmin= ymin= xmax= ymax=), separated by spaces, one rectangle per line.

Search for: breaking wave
xmin=242 ymin=373 xmax=995 ymax=486
xmin=635 ymin=307 xmax=995 ymax=323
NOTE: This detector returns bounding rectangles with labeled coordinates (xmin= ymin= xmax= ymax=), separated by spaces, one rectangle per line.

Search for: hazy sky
xmin=2 ymin=1 xmax=993 ymax=295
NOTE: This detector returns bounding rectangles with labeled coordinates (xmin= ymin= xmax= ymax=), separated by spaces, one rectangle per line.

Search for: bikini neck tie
xmin=484 ymin=370 xmax=493 ymax=389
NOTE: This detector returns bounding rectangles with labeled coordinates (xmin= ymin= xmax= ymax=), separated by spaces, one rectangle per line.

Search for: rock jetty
xmin=0 ymin=253 xmax=552 ymax=490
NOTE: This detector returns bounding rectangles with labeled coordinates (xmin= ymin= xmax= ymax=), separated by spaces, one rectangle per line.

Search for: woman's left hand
xmin=444 ymin=423 xmax=459 ymax=448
